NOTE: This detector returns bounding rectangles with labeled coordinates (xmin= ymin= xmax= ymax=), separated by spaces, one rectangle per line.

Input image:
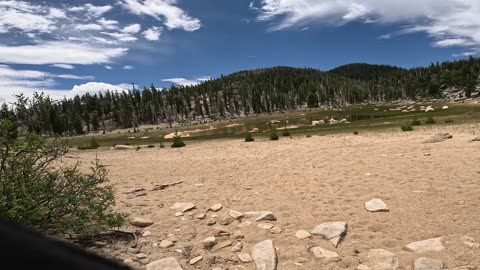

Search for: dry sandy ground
xmin=75 ymin=124 xmax=480 ymax=270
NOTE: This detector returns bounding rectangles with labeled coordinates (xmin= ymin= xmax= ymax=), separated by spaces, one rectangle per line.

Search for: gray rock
xmin=159 ymin=240 xmax=174 ymax=248
xmin=414 ymin=257 xmax=445 ymax=270
xmin=189 ymin=256 xmax=203 ymax=265
xmin=367 ymin=249 xmax=399 ymax=270
xmin=295 ymin=230 xmax=312 ymax=239
xmin=146 ymin=257 xmax=183 ymax=270
xmin=229 ymin=210 xmax=244 ymax=219
xmin=309 ymin=246 xmax=340 ymax=262
xmin=170 ymin=202 xmax=196 ymax=213
xmin=210 ymin=204 xmax=223 ymax=212
xmin=365 ymin=198 xmax=389 ymax=212
xmin=404 ymin=238 xmax=445 ymax=253
xmin=311 ymin=222 xmax=348 ymax=247
xmin=251 ymin=240 xmax=277 ymax=270
xmin=203 ymin=236 xmax=217 ymax=249
xmin=232 ymin=242 xmax=244 ymax=252
xmin=423 ymin=133 xmax=453 ymax=144
xmin=238 ymin=253 xmax=253 ymax=263
xmin=129 ymin=217 xmax=154 ymax=228
xmin=245 ymin=211 xmax=277 ymax=222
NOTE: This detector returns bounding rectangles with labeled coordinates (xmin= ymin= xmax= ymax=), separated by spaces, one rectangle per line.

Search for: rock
xmin=244 ymin=211 xmax=277 ymax=222
xmin=312 ymin=120 xmax=325 ymax=126
xmin=251 ymin=240 xmax=277 ymax=270
xmin=129 ymin=217 xmax=154 ymax=228
xmin=207 ymin=219 xmax=217 ymax=226
xmin=329 ymin=119 xmax=339 ymax=124
xmin=238 ymin=220 xmax=252 ymax=228
xmin=234 ymin=231 xmax=245 ymax=239
xmin=462 ymin=236 xmax=480 ymax=249
xmin=167 ymin=234 xmax=178 ymax=243
xmin=174 ymin=249 xmax=183 ymax=254
xmin=213 ymin=240 xmax=233 ymax=251
xmin=296 ymin=230 xmax=312 ymax=239
xmin=470 ymin=137 xmax=480 ymax=142
xmin=136 ymin=253 xmax=148 ymax=259
xmin=230 ymin=210 xmax=244 ymax=219
xmin=423 ymin=133 xmax=453 ymax=144
xmin=142 ymin=231 xmax=152 ymax=237
xmin=210 ymin=204 xmax=223 ymax=212
xmin=311 ymin=222 xmax=348 ymax=247
xmin=357 ymin=264 xmax=372 ymax=270
xmin=114 ymin=145 xmax=135 ymax=150
xmin=203 ymin=236 xmax=217 ymax=249
xmin=238 ymin=254 xmax=253 ymax=263
xmin=367 ymin=249 xmax=399 ymax=270
xmin=174 ymin=212 xmax=184 ymax=217
xmin=414 ymin=257 xmax=445 ymax=270
xmin=232 ymin=242 xmax=244 ymax=252
xmin=365 ymin=198 xmax=390 ymax=212
xmin=146 ymin=257 xmax=183 ymax=270
xmin=220 ymin=216 xmax=235 ymax=225
xmin=213 ymin=226 xmax=230 ymax=237
xmin=442 ymin=106 xmax=449 ymax=110
xmin=189 ymin=256 xmax=203 ymax=265
xmin=170 ymin=202 xmax=196 ymax=213
xmin=159 ymin=240 xmax=174 ymax=248
xmin=123 ymin=258 xmax=134 ymax=264
xmin=249 ymin=128 xmax=259 ymax=133
xmin=270 ymin=226 xmax=282 ymax=234
xmin=257 ymin=223 xmax=274 ymax=230
xmin=309 ymin=246 xmax=340 ymax=262
xmin=197 ymin=213 xmax=206 ymax=219
xmin=212 ymin=268 xmax=222 ymax=270
xmin=404 ymin=238 xmax=445 ymax=253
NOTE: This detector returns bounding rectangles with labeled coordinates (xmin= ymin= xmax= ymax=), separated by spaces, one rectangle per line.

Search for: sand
xmin=75 ymin=125 xmax=480 ymax=269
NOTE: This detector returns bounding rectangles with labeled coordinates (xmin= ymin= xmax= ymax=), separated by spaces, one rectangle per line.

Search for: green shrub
xmin=171 ymin=135 xmax=186 ymax=148
xmin=282 ymin=130 xmax=290 ymax=137
xmin=425 ymin=117 xmax=436 ymax=124
xmin=147 ymin=144 xmax=155 ymax=148
xmin=270 ymin=131 xmax=279 ymax=141
xmin=410 ymin=119 xmax=421 ymax=126
xmin=353 ymin=131 xmax=359 ymax=135
xmin=245 ymin=133 xmax=254 ymax=142
xmin=444 ymin=119 xmax=454 ymax=123
xmin=401 ymin=123 xmax=414 ymax=131
xmin=159 ymin=142 xmax=165 ymax=148
xmin=0 ymin=120 xmax=124 ymax=238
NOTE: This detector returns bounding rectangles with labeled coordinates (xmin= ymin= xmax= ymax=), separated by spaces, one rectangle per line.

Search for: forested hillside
xmin=1 ymin=57 xmax=479 ymax=136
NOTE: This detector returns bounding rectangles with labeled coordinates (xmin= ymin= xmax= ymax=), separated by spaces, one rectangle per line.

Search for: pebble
xmin=234 ymin=231 xmax=245 ymax=239
xmin=129 ymin=217 xmax=154 ymax=228
xmin=270 ymin=226 xmax=282 ymax=234
xmin=296 ymin=230 xmax=312 ymax=239
xmin=207 ymin=219 xmax=217 ymax=226
xmin=231 ymin=242 xmax=244 ymax=252
xmin=210 ymin=204 xmax=223 ymax=212
xmin=229 ymin=210 xmax=244 ymax=219
xmin=238 ymin=254 xmax=253 ymax=263
xmin=159 ymin=240 xmax=174 ymax=248
xmin=189 ymin=256 xmax=203 ymax=265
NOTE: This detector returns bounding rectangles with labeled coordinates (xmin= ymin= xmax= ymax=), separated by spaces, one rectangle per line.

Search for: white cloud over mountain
xmin=162 ymin=76 xmax=211 ymax=86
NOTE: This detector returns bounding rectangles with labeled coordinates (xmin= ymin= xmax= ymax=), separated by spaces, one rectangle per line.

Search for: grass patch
xmin=353 ymin=131 xmax=359 ymax=135
xmin=270 ymin=131 xmax=279 ymax=141
xmin=282 ymin=130 xmax=291 ymax=137
xmin=401 ymin=123 xmax=414 ymax=132
xmin=425 ymin=117 xmax=436 ymax=124
xmin=410 ymin=118 xmax=421 ymax=126
xmin=245 ymin=133 xmax=254 ymax=142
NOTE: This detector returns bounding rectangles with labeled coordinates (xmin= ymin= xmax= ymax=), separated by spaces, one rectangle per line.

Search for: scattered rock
xmin=470 ymin=137 xmax=480 ymax=142
xmin=197 ymin=213 xmax=206 ymax=219
xmin=367 ymin=249 xmax=399 ymax=270
xmin=245 ymin=211 xmax=277 ymax=222
xmin=251 ymin=240 xmax=277 ymax=270
xmin=404 ymin=238 xmax=445 ymax=253
xmin=462 ymin=236 xmax=479 ymax=249
xmin=142 ymin=231 xmax=152 ymax=237
xmin=207 ymin=219 xmax=217 ymax=226
xmin=146 ymin=257 xmax=183 ymax=270
xmin=174 ymin=212 xmax=184 ymax=217
xmin=414 ymin=257 xmax=445 ymax=270
xmin=129 ymin=217 xmax=154 ymax=228
xmin=309 ymin=246 xmax=341 ymax=262
xmin=257 ymin=223 xmax=274 ymax=230
xmin=238 ymin=254 xmax=253 ymax=263
xmin=270 ymin=226 xmax=282 ymax=234
xmin=365 ymin=198 xmax=389 ymax=212
xmin=136 ymin=253 xmax=148 ymax=259
xmin=213 ymin=226 xmax=230 ymax=237
xmin=311 ymin=222 xmax=348 ymax=247
xmin=189 ymin=256 xmax=203 ymax=265
xmin=213 ymin=240 xmax=233 ymax=251
xmin=234 ymin=231 xmax=245 ymax=239
xmin=170 ymin=202 xmax=196 ymax=213
xmin=249 ymin=128 xmax=259 ymax=133
xmin=210 ymin=204 xmax=223 ymax=212
xmin=423 ymin=133 xmax=453 ymax=144
xmin=167 ymin=234 xmax=178 ymax=243
xmin=296 ymin=230 xmax=312 ymax=239
xmin=159 ymin=240 xmax=174 ymax=248
xmin=238 ymin=220 xmax=252 ymax=228
xmin=220 ymin=217 xmax=235 ymax=225
xmin=229 ymin=210 xmax=244 ymax=219
xmin=232 ymin=242 xmax=244 ymax=252
xmin=203 ymin=236 xmax=217 ymax=249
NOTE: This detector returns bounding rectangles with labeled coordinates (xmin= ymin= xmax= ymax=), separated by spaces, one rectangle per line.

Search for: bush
xmin=353 ymin=131 xmax=359 ymax=135
xmin=77 ymin=137 xmax=100 ymax=150
xmin=147 ymin=144 xmax=155 ymax=148
xmin=444 ymin=119 xmax=454 ymax=123
xmin=171 ymin=135 xmax=186 ymax=148
xmin=0 ymin=120 xmax=124 ymax=238
xmin=410 ymin=119 xmax=421 ymax=126
xmin=282 ymin=130 xmax=290 ymax=137
xmin=270 ymin=131 xmax=279 ymax=141
xmin=159 ymin=142 xmax=165 ymax=148
xmin=401 ymin=123 xmax=414 ymax=131
xmin=425 ymin=117 xmax=436 ymax=124
xmin=306 ymin=134 xmax=312 ymax=138
xmin=245 ymin=133 xmax=254 ymax=142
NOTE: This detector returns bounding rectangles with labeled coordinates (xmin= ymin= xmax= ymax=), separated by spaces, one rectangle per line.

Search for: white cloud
xmin=122 ymin=23 xmax=141 ymax=34
xmin=97 ymin=18 xmax=119 ymax=30
xmin=70 ymin=82 xmax=130 ymax=96
xmin=105 ymin=65 xmax=113 ymax=70
xmin=56 ymin=74 xmax=95 ymax=80
xmin=0 ymin=2 xmax=57 ymax=33
xmin=162 ymin=76 xmax=210 ymax=86
xmin=101 ymin=32 xmax=138 ymax=42
xmin=251 ymin=0 xmax=480 ymax=52
xmin=0 ymin=41 xmax=128 ymax=65
xmin=69 ymin=4 xmax=112 ymax=18
xmin=51 ymin=64 xmax=75 ymax=70
xmin=76 ymin=23 xmax=104 ymax=31
xmin=123 ymin=65 xmax=134 ymax=70
xmin=143 ymin=27 xmax=162 ymax=41
xmin=119 ymin=0 xmax=201 ymax=31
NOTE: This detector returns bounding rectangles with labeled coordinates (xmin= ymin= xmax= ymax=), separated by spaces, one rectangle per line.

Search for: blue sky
xmin=0 ymin=0 xmax=479 ymax=102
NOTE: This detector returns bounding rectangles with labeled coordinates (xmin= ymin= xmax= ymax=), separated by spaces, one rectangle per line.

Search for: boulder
xmin=129 ymin=217 xmax=154 ymax=228
xmin=311 ymin=222 xmax=348 ymax=247
xmin=170 ymin=202 xmax=196 ymax=213
xmin=414 ymin=257 xmax=445 ymax=270
xmin=146 ymin=257 xmax=183 ymax=270
xmin=404 ymin=238 xmax=445 ymax=253
xmin=367 ymin=249 xmax=399 ymax=270
xmin=309 ymin=246 xmax=340 ymax=262
xmin=251 ymin=240 xmax=277 ymax=270
xmin=365 ymin=198 xmax=389 ymax=212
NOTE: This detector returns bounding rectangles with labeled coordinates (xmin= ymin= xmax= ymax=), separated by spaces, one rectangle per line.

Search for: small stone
xmin=213 ymin=226 xmax=230 ymax=237
xmin=270 ymin=226 xmax=282 ymax=234
xmin=258 ymin=223 xmax=274 ymax=230
xmin=367 ymin=249 xmax=399 ymax=270
xmin=147 ymin=257 xmax=183 ymax=270
xmin=139 ymin=258 xmax=150 ymax=265
xmin=233 ymin=231 xmax=245 ymax=239
xmin=189 ymin=256 xmax=203 ymax=265
xmin=136 ymin=253 xmax=148 ymax=259
xmin=229 ymin=210 xmax=244 ymax=219
xmin=167 ymin=235 xmax=178 ymax=243
xmin=231 ymin=242 xmax=244 ymax=252
xmin=170 ymin=202 xmax=196 ymax=213
xmin=251 ymin=240 xmax=277 ymax=270
xmin=311 ymin=222 xmax=348 ymax=247
xmin=212 ymin=268 xmax=222 ymax=270
xmin=245 ymin=211 xmax=277 ymax=222
xmin=129 ymin=217 xmax=154 ymax=228
xmin=365 ymin=198 xmax=389 ymax=212
xmin=220 ymin=216 xmax=235 ymax=225
xmin=207 ymin=219 xmax=217 ymax=226
xmin=309 ymin=246 xmax=340 ymax=262
xmin=210 ymin=204 xmax=223 ymax=212
xmin=238 ymin=220 xmax=252 ymax=228
xmin=357 ymin=264 xmax=372 ymax=270
xmin=123 ymin=259 xmax=134 ymax=264
xmin=213 ymin=240 xmax=233 ymax=251
xmin=159 ymin=240 xmax=174 ymax=248
xmin=197 ymin=213 xmax=206 ymax=219
xmin=296 ymin=230 xmax=312 ymax=239
xmin=212 ymin=214 xmax=218 ymax=218
xmin=174 ymin=212 xmax=184 ymax=217
xmin=174 ymin=249 xmax=183 ymax=254
xmin=404 ymin=238 xmax=445 ymax=253
xmin=238 ymin=254 xmax=253 ymax=263
xmin=142 ymin=231 xmax=152 ymax=237
xmin=152 ymin=243 xmax=158 ymax=247
xmin=414 ymin=257 xmax=445 ymax=270
xmin=203 ymin=236 xmax=217 ymax=249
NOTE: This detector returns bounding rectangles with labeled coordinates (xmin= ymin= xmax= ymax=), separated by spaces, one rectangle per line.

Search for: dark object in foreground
xmin=0 ymin=218 xmax=130 ymax=270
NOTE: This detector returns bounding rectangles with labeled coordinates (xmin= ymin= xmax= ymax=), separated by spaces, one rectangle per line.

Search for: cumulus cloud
xmin=119 ymin=0 xmax=201 ymax=31
xmin=122 ymin=23 xmax=142 ymax=34
xmin=51 ymin=64 xmax=75 ymax=69
xmin=143 ymin=27 xmax=162 ymax=41
xmin=162 ymin=76 xmax=211 ymax=86
xmin=250 ymin=0 xmax=480 ymax=53
xmin=75 ymin=23 xmax=104 ymax=31
xmin=123 ymin=65 xmax=134 ymax=70
xmin=70 ymin=82 xmax=131 ymax=96
xmin=68 ymin=4 xmax=112 ymax=18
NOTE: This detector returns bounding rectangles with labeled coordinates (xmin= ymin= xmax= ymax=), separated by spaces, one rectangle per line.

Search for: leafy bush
xmin=444 ymin=119 xmax=454 ymax=123
xmin=282 ymin=130 xmax=290 ymax=137
xmin=270 ymin=131 xmax=279 ymax=141
xmin=425 ymin=117 xmax=436 ymax=124
xmin=245 ymin=133 xmax=254 ymax=142
xmin=353 ymin=131 xmax=359 ymax=135
xmin=410 ymin=119 xmax=421 ymax=126
xmin=159 ymin=142 xmax=165 ymax=148
xmin=401 ymin=123 xmax=414 ymax=131
xmin=171 ymin=135 xmax=186 ymax=148
xmin=147 ymin=144 xmax=155 ymax=148
xmin=77 ymin=137 xmax=100 ymax=150
xmin=0 ymin=120 xmax=124 ymax=238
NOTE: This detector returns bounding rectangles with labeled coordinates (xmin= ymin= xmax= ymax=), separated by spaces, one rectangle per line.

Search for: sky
xmin=1 ymin=0 xmax=480 ymax=103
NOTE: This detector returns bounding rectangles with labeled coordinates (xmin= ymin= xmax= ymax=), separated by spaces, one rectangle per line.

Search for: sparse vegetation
xmin=444 ymin=119 xmax=454 ymax=123
xmin=353 ymin=131 xmax=359 ymax=135
xmin=425 ymin=117 xmax=436 ymax=124
xmin=401 ymin=123 xmax=414 ymax=131
xmin=160 ymin=142 xmax=165 ymax=148
xmin=270 ymin=131 xmax=279 ymax=140
xmin=282 ymin=130 xmax=290 ymax=137
xmin=171 ymin=135 xmax=186 ymax=148
xmin=147 ymin=144 xmax=155 ymax=148
xmin=245 ymin=133 xmax=254 ymax=142
xmin=77 ymin=137 xmax=100 ymax=150
xmin=410 ymin=119 xmax=421 ymax=126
